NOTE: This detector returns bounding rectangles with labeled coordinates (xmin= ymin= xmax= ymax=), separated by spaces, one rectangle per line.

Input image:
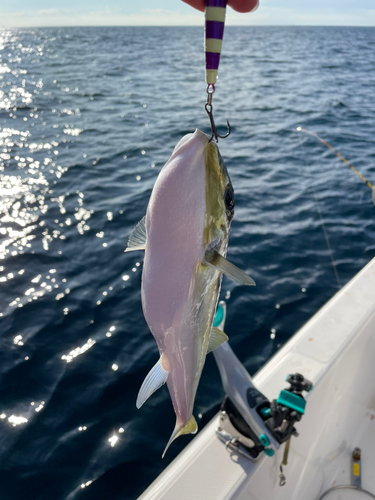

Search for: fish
xmin=125 ymin=129 xmax=255 ymax=456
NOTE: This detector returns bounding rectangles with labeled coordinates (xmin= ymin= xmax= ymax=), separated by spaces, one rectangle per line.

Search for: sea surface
xmin=0 ymin=25 xmax=374 ymax=500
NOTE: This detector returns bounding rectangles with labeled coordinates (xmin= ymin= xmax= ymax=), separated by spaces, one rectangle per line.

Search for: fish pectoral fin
xmin=162 ymin=416 xmax=198 ymax=458
xmin=204 ymin=250 xmax=256 ymax=286
xmin=125 ymin=216 xmax=147 ymax=252
xmin=207 ymin=326 xmax=228 ymax=354
xmin=136 ymin=357 xmax=169 ymax=409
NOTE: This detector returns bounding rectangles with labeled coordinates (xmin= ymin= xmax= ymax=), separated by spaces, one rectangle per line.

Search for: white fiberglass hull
xmin=139 ymin=256 xmax=375 ymax=500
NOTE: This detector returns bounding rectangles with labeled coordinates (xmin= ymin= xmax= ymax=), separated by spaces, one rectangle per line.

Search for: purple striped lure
xmin=204 ymin=0 xmax=227 ymax=86
xmin=204 ymin=0 xmax=230 ymax=142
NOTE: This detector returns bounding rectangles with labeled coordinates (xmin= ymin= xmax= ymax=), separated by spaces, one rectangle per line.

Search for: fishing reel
xmin=213 ymin=302 xmax=313 ymax=461
xmin=216 ymin=372 xmax=312 ymax=461
xmin=267 ymin=373 xmax=313 ymax=444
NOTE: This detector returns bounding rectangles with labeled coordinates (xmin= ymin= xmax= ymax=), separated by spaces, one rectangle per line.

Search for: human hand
xmin=182 ymin=0 xmax=258 ymax=13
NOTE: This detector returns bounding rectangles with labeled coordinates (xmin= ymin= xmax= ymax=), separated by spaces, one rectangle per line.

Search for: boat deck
xmin=139 ymin=257 xmax=375 ymax=500
xmin=341 ymin=417 xmax=375 ymax=494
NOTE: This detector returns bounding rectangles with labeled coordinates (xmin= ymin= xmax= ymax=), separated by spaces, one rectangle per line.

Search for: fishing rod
xmin=204 ymin=0 xmax=231 ymax=142
xmin=297 ymin=127 xmax=375 ymax=205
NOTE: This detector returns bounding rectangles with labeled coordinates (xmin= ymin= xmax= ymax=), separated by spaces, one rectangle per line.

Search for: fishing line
xmin=310 ymin=178 xmax=341 ymax=288
xmin=300 ymin=149 xmax=342 ymax=289
xmin=297 ymin=127 xmax=375 ymax=205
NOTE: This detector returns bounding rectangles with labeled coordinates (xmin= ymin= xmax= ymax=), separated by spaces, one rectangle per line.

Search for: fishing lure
xmin=204 ymin=0 xmax=230 ymax=142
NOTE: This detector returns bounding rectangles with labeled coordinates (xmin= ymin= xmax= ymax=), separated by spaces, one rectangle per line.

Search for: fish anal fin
xmin=136 ymin=356 xmax=169 ymax=409
xmin=125 ymin=216 xmax=147 ymax=252
xmin=204 ymin=250 xmax=256 ymax=287
xmin=162 ymin=416 xmax=198 ymax=458
xmin=207 ymin=326 xmax=228 ymax=354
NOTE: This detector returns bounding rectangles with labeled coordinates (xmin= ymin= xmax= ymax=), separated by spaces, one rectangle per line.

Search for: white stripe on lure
xmin=126 ymin=129 xmax=255 ymax=457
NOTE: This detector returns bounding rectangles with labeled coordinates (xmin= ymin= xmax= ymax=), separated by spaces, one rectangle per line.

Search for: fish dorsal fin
xmin=204 ymin=250 xmax=256 ymax=287
xmin=207 ymin=326 xmax=228 ymax=354
xmin=136 ymin=357 xmax=169 ymax=409
xmin=125 ymin=216 xmax=147 ymax=252
xmin=162 ymin=415 xmax=198 ymax=458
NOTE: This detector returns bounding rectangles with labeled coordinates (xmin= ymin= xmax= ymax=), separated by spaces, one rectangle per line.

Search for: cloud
xmin=35 ymin=9 xmax=65 ymax=17
xmin=0 ymin=8 xmax=202 ymax=27
xmin=0 ymin=5 xmax=374 ymax=27
xmin=226 ymin=6 xmax=375 ymax=25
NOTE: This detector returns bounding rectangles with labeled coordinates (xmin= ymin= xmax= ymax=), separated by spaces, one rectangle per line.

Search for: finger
xmin=181 ymin=0 xmax=205 ymax=12
xmin=182 ymin=0 xmax=258 ymax=13
xmin=228 ymin=0 xmax=258 ymax=12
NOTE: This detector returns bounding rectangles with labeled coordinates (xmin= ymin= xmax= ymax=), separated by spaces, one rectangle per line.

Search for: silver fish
xmin=126 ymin=129 xmax=255 ymax=456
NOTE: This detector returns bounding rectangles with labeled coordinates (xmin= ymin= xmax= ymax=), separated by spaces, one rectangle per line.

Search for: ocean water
xmin=0 ymin=25 xmax=374 ymax=500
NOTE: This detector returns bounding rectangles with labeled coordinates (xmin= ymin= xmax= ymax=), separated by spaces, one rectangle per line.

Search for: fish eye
xmin=224 ymin=186 xmax=235 ymax=213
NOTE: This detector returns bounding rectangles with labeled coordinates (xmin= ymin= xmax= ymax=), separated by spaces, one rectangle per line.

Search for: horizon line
xmin=1 ymin=24 xmax=375 ymax=29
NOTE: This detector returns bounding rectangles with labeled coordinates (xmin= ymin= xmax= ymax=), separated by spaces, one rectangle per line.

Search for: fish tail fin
xmin=162 ymin=415 xmax=198 ymax=458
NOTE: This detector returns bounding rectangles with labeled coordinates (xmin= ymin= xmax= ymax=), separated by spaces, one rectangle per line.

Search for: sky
xmin=0 ymin=0 xmax=375 ymax=27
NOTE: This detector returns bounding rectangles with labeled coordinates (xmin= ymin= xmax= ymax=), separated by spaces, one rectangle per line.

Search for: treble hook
xmin=205 ymin=85 xmax=230 ymax=143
